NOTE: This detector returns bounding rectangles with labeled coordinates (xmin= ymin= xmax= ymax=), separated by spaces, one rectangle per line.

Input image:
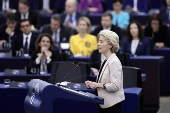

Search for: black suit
xmin=92 ymin=25 xmax=123 ymax=41
xmin=61 ymin=11 xmax=82 ymax=25
xmin=41 ymin=24 xmax=74 ymax=42
xmin=160 ymin=6 xmax=169 ymax=25
xmin=0 ymin=24 xmax=21 ymax=43
xmin=89 ymin=49 xmax=101 ymax=70
xmin=145 ymin=25 xmax=170 ymax=47
xmin=0 ymin=0 xmax=18 ymax=10
xmin=16 ymin=10 xmax=38 ymax=28
xmin=35 ymin=0 xmax=60 ymax=13
xmin=11 ymin=33 xmax=37 ymax=55
xmin=30 ymin=50 xmax=59 ymax=73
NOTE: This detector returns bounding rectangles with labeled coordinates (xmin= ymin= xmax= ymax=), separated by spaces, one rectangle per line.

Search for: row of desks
xmin=0 ymin=13 xmax=150 ymax=26
xmin=1 ymin=48 xmax=170 ymax=113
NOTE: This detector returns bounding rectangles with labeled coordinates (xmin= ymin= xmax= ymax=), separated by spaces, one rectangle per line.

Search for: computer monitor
xmin=123 ymin=66 xmax=142 ymax=88
xmin=49 ymin=62 xmax=86 ymax=84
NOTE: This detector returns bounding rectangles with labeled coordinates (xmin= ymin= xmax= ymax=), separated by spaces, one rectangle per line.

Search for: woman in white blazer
xmin=85 ymin=30 xmax=125 ymax=113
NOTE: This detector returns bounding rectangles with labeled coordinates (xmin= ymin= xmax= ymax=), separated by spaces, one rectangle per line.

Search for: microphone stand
xmin=48 ymin=61 xmax=78 ymax=83
xmin=58 ymin=63 xmax=81 ymax=87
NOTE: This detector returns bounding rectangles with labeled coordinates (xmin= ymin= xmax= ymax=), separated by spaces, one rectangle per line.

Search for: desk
xmin=0 ymin=57 xmax=31 ymax=72
xmin=154 ymin=48 xmax=170 ymax=95
xmin=40 ymin=14 xmax=102 ymax=26
xmin=0 ymin=84 xmax=142 ymax=113
xmin=130 ymin=56 xmax=164 ymax=113
xmin=0 ymin=49 xmax=10 ymax=52
xmin=0 ymin=72 xmax=50 ymax=83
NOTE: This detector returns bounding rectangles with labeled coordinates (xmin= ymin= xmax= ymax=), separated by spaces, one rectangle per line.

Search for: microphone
xmin=48 ymin=61 xmax=78 ymax=83
xmin=58 ymin=63 xmax=81 ymax=87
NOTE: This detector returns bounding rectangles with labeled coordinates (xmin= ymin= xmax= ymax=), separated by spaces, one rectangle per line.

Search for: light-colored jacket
xmin=97 ymin=53 xmax=125 ymax=108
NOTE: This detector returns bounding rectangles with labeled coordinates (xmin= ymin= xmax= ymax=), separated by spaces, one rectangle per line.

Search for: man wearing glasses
xmin=11 ymin=19 xmax=37 ymax=55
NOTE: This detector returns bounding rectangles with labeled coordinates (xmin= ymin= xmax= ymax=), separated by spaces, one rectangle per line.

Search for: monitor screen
xmin=123 ymin=66 xmax=141 ymax=88
xmin=49 ymin=62 xmax=86 ymax=84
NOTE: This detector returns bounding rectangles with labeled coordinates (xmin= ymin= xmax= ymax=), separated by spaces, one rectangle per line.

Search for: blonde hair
xmin=78 ymin=17 xmax=91 ymax=33
xmin=99 ymin=30 xmax=119 ymax=53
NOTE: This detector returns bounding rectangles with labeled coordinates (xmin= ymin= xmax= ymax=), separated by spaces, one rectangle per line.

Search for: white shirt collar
xmin=21 ymin=12 xmax=29 ymax=19
xmin=23 ymin=32 xmax=32 ymax=38
xmin=103 ymin=26 xmax=111 ymax=30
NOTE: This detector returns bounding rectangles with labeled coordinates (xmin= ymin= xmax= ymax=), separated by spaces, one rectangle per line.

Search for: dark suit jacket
xmin=144 ymin=25 xmax=170 ymax=47
xmin=16 ymin=10 xmax=38 ymax=28
xmin=0 ymin=24 xmax=21 ymax=42
xmin=61 ymin=11 xmax=82 ymax=24
xmin=0 ymin=0 xmax=18 ymax=10
xmin=92 ymin=25 xmax=123 ymax=41
xmin=36 ymin=0 xmax=60 ymax=13
xmin=11 ymin=33 xmax=37 ymax=55
xmin=89 ymin=49 xmax=101 ymax=70
xmin=41 ymin=24 xmax=74 ymax=42
xmin=122 ymin=38 xmax=151 ymax=55
xmin=160 ymin=6 xmax=169 ymax=25
xmin=30 ymin=50 xmax=59 ymax=73
xmin=122 ymin=0 xmax=148 ymax=13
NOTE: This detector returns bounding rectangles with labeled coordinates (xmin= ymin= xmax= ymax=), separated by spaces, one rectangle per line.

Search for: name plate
xmin=26 ymin=67 xmax=40 ymax=75
xmin=2 ymin=43 xmax=11 ymax=49
xmin=12 ymin=50 xmax=23 ymax=57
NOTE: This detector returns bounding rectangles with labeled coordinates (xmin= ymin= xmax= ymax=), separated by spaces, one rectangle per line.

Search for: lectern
xmin=24 ymin=79 xmax=104 ymax=113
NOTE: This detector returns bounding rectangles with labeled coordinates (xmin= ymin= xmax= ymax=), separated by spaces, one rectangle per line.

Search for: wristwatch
xmin=103 ymin=84 xmax=106 ymax=89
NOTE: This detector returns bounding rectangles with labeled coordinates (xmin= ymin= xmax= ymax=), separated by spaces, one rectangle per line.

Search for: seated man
xmin=41 ymin=14 xmax=74 ymax=48
xmin=16 ymin=0 xmax=38 ymax=29
xmin=61 ymin=0 xmax=82 ymax=30
xmin=92 ymin=12 xmax=123 ymax=45
xmin=160 ymin=0 xmax=170 ymax=27
xmin=0 ymin=13 xmax=21 ymax=45
xmin=122 ymin=0 xmax=148 ymax=13
xmin=11 ymin=19 xmax=37 ymax=55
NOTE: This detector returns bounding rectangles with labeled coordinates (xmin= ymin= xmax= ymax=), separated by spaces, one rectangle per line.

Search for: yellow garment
xmin=70 ymin=34 xmax=98 ymax=56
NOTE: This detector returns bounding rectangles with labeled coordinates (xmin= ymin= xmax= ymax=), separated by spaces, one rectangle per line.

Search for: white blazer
xmin=97 ymin=53 xmax=125 ymax=108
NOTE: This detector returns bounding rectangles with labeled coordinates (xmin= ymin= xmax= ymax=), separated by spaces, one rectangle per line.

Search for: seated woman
xmin=30 ymin=33 xmax=59 ymax=73
xmin=145 ymin=13 xmax=170 ymax=48
xmin=70 ymin=17 xmax=98 ymax=57
xmin=77 ymin=0 xmax=103 ymax=13
xmin=110 ymin=0 xmax=130 ymax=29
xmin=122 ymin=21 xmax=151 ymax=56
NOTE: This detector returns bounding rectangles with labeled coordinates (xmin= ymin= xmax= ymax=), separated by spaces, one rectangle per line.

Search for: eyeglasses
xmin=21 ymin=24 xmax=30 ymax=28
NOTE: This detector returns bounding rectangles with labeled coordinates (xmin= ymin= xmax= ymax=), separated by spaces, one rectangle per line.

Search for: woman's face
xmin=151 ymin=20 xmax=159 ymax=32
xmin=130 ymin=23 xmax=139 ymax=38
xmin=78 ymin=20 xmax=88 ymax=33
xmin=98 ymin=35 xmax=112 ymax=54
xmin=38 ymin=36 xmax=51 ymax=50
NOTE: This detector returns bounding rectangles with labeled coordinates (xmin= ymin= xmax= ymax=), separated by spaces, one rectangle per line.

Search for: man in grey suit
xmin=41 ymin=14 xmax=74 ymax=48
